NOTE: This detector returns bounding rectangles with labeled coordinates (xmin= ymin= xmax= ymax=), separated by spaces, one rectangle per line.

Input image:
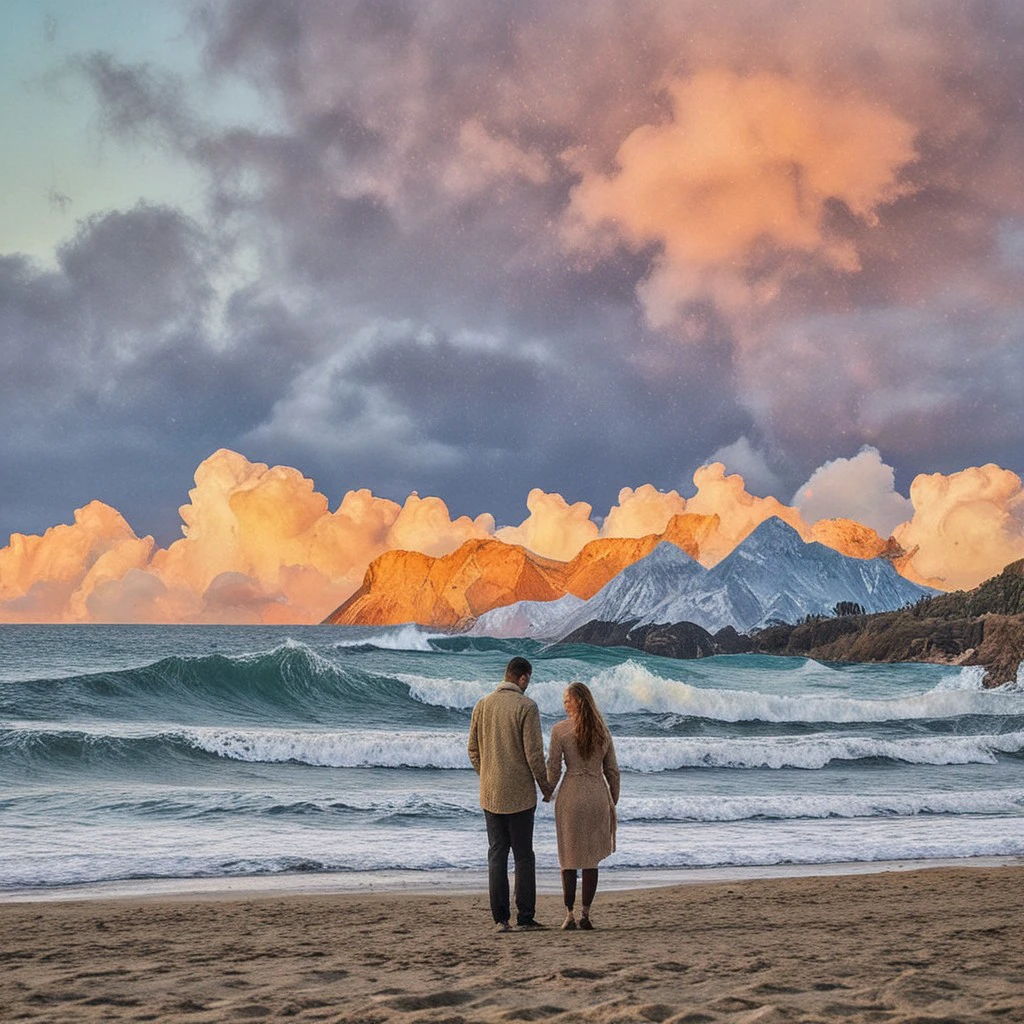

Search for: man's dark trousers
xmin=484 ymin=807 xmax=536 ymax=925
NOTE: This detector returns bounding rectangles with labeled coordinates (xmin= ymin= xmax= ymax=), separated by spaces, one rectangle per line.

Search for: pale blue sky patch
xmin=0 ymin=0 xmax=265 ymax=263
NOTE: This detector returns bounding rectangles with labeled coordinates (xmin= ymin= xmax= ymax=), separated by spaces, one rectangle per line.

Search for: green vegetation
xmin=751 ymin=559 xmax=1024 ymax=686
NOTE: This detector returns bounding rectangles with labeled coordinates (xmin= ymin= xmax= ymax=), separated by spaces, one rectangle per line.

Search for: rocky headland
xmin=560 ymin=559 xmax=1024 ymax=687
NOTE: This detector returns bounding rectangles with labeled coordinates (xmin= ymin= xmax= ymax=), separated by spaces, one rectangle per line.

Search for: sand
xmin=2 ymin=865 xmax=1023 ymax=1023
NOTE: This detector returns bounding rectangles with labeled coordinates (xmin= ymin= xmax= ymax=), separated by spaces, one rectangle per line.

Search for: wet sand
xmin=2 ymin=864 xmax=1023 ymax=1023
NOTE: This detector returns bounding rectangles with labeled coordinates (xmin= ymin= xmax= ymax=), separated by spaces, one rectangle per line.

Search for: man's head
xmin=504 ymin=656 xmax=533 ymax=691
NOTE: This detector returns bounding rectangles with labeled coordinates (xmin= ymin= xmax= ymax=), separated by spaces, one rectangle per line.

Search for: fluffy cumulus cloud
xmin=495 ymin=490 xmax=599 ymax=561
xmin=703 ymin=438 xmax=783 ymax=499
xmin=600 ymin=485 xmax=688 ymax=539
xmin=894 ymin=465 xmax=1024 ymax=590
xmin=2 ymin=0 xmax=1023 ymax=584
xmin=0 ymin=451 xmax=494 ymax=624
xmin=0 ymin=502 xmax=154 ymax=623
xmin=2 ymin=450 xmax=1023 ymax=623
xmin=794 ymin=446 xmax=914 ymax=537
xmin=684 ymin=463 xmax=811 ymax=564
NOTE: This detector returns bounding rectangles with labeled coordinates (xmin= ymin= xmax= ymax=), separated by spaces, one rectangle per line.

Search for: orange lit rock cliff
xmin=324 ymin=513 xmax=719 ymax=627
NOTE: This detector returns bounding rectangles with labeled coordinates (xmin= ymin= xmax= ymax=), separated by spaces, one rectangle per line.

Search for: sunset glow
xmin=2 ymin=1 xmax=1022 ymax=622
xmin=2 ymin=450 xmax=1021 ymax=624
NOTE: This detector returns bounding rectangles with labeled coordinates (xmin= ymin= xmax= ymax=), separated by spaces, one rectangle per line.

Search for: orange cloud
xmin=0 ymin=501 xmax=153 ymax=623
xmin=893 ymin=465 xmax=1024 ymax=591
xmin=495 ymin=488 xmax=599 ymax=560
xmin=3 ymin=450 xmax=1023 ymax=624
xmin=85 ymin=568 xmax=200 ymax=625
xmin=387 ymin=494 xmax=494 ymax=557
xmin=0 ymin=451 xmax=495 ymax=624
xmin=563 ymin=70 xmax=917 ymax=328
xmin=685 ymin=462 xmax=810 ymax=564
xmin=147 ymin=450 xmax=493 ymax=623
xmin=600 ymin=484 xmax=688 ymax=538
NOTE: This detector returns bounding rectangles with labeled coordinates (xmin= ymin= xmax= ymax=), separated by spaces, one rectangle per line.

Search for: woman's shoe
xmin=578 ymin=915 xmax=594 ymax=930
xmin=561 ymin=911 xmax=577 ymax=930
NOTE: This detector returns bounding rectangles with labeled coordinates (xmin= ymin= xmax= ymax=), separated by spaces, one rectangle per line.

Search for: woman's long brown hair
xmin=566 ymin=681 xmax=610 ymax=760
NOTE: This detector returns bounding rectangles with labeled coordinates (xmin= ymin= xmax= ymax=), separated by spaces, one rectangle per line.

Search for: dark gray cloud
xmin=190 ymin=0 xmax=1024 ymax=482
xmin=0 ymin=204 xmax=305 ymax=543
xmin=3 ymin=0 xmax=1024 ymax=547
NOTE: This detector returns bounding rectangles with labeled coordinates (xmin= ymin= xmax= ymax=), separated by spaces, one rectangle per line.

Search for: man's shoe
xmin=495 ymin=921 xmax=512 ymax=932
xmin=517 ymin=918 xmax=546 ymax=930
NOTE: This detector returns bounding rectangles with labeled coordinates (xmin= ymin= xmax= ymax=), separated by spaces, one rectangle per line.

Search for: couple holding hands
xmin=468 ymin=656 xmax=621 ymax=932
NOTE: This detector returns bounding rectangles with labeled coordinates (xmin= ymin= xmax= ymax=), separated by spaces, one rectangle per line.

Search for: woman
xmin=546 ymin=681 xmax=620 ymax=930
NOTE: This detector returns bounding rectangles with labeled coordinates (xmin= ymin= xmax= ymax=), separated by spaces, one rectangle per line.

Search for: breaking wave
xmin=5 ymin=641 xmax=1017 ymax=732
xmin=399 ymin=660 xmax=1024 ymax=723
xmin=0 ymin=641 xmax=456 ymax=726
xmin=8 ymin=785 xmax=1023 ymax=825
xmin=5 ymin=723 xmax=1024 ymax=772
xmin=332 ymin=625 xmax=442 ymax=652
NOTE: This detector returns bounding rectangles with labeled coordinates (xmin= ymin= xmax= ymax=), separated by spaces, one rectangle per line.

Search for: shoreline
xmin=3 ymin=863 xmax=1023 ymax=1023
xmin=4 ymin=853 xmax=1022 ymax=904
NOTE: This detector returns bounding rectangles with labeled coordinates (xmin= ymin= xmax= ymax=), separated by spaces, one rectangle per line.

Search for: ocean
xmin=2 ymin=624 xmax=1023 ymax=895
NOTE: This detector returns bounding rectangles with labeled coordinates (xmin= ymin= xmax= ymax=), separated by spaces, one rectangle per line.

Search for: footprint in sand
xmin=383 ymin=989 xmax=474 ymax=1011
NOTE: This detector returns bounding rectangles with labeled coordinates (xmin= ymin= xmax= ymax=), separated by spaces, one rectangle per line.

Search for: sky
xmin=2 ymin=0 xmax=1024 ymax=622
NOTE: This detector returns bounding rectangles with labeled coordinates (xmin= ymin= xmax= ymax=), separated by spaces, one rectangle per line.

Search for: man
xmin=467 ymin=655 xmax=552 ymax=931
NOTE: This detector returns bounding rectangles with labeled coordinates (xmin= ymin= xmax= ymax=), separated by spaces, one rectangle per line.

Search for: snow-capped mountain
xmin=467 ymin=518 xmax=935 ymax=639
xmin=551 ymin=542 xmax=706 ymax=638
xmin=467 ymin=593 xmax=584 ymax=638
xmin=638 ymin=516 xmax=933 ymax=633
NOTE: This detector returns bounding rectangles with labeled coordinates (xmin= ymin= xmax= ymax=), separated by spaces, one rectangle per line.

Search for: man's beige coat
xmin=467 ymin=681 xmax=551 ymax=813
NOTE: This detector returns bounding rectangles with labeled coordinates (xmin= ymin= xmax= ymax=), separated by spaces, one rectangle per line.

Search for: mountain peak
xmin=746 ymin=515 xmax=803 ymax=542
xmin=628 ymin=540 xmax=698 ymax=569
xmin=727 ymin=516 xmax=807 ymax=562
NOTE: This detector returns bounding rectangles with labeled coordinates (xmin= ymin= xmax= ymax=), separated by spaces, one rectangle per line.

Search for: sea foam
xmin=178 ymin=726 xmax=1024 ymax=771
xmin=6 ymin=721 xmax=1024 ymax=771
xmin=398 ymin=659 xmax=1024 ymax=723
xmin=333 ymin=625 xmax=440 ymax=652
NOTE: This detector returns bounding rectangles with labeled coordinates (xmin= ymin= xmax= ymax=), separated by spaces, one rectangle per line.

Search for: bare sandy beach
xmin=2 ymin=864 xmax=1023 ymax=1024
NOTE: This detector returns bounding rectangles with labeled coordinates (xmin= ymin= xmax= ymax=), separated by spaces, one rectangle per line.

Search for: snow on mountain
xmin=466 ymin=543 xmax=701 ymax=639
xmin=467 ymin=593 xmax=585 ymax=638
xmin=637 ymin=517 xmax=934 ymax=633
xmin=468 ymin=519 xmax=935 ymax=639
xmin=552 ymin=542 xmax=706 ymax=637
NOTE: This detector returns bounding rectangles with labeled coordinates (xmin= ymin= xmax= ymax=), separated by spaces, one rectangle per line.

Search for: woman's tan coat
xmin=546 ymin=719 xmax=620 ymax=869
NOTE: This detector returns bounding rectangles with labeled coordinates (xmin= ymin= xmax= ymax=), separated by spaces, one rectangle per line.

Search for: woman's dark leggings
xmin=561 ymin=868 xmax=598 ymax=909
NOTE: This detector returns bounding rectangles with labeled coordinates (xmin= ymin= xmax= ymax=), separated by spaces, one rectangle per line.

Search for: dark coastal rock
xmin=749 ymin=612 xmax=1020 ymax=686
xmin=970 ymin=615 xmax=1024 ymax=686
xmin=711 ymin=626 xmax=755 ymax=654
xmin=560 ymin=619 xmax=643 ymax=649
xmin=560 ymin=619 xmax=738 ymax=659
xmin=627 ymin=621 xmax=721 ymax=659
xmin=557 ymin=560 xmax=1024 ymax=687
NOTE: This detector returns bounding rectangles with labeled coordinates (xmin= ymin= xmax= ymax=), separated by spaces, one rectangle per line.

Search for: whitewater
xmin=2 ymin=624 xmax=1023 ymax=893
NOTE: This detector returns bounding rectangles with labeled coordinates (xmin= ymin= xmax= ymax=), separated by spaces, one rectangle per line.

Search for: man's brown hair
xmin=504 ymin=656 xmax=533 ymax=682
